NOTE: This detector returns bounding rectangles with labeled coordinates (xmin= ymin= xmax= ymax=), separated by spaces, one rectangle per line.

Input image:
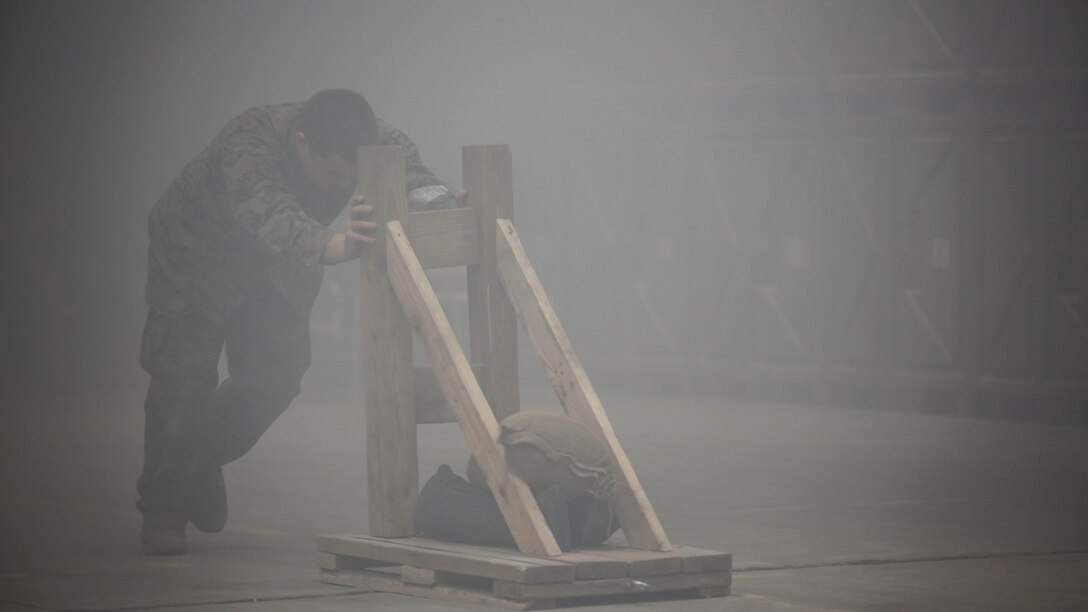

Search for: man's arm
xmin=321 ymin=195 xmax=376 ymax=265
xmin=219 ymin=110 xmax=334 ymax=266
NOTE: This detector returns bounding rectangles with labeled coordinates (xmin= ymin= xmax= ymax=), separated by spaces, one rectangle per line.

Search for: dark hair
xmin=297 ymin=88 xmax=378 ymax=162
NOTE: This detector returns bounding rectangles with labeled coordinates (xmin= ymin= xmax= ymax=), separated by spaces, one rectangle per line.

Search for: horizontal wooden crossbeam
xmin=405 ymin=207 xmax=480 ymax=269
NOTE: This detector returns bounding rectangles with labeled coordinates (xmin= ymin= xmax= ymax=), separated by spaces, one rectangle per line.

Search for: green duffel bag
xmin=413 ymin=464 xmax=573 ymax=550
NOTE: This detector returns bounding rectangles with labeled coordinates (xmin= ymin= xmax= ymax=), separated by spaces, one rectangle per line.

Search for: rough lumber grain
xmin=674 ymin=546 xmax=733 ymax=574
xmin=405 ymin=207 xmax=480 ymax=269
xmin=316 ymin=535 xmax=572 ymax=583
xmin=358 ymin=145 xmax=415 ymax=537
xmin=465 ymin=145 xmax=520 ymax=422
xmin=492 ymin=571 xmax=731 ymax=601
xmin=552 ymin=551 xmax=629 ymax=580
xmin=577 ymin=546 xmax=682 ymax=577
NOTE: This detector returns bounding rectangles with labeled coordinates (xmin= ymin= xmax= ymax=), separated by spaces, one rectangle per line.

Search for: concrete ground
xmin=2 ymin=384 xmax=1087 ymax=611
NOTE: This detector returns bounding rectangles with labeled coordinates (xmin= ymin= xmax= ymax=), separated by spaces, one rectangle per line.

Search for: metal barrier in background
xmin=311 ymin=1 xmax=1087 ymax=419
xmin=534 ymin=1 xmax=1088 ymax=418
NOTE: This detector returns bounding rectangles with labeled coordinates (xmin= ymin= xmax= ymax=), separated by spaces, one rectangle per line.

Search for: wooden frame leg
xmin=359 ymin=145 xmax=417 ymax=537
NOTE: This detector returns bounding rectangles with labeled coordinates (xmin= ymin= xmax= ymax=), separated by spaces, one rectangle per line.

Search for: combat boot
xmin=141 ymin=514 xmax=187 ymax=556
xmin=189 ymin=464 xmax=228 ymax=533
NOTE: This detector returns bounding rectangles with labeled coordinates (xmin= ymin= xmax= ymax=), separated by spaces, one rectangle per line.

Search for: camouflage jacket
xmin=146 ymin=101 xmax=447 ymax=322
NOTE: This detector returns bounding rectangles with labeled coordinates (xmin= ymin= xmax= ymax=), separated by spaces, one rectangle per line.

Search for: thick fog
xmin=2 ymin=1 xmax=1085 ymax=412
xmin=2 ymin=0 xmax=704 ymax=394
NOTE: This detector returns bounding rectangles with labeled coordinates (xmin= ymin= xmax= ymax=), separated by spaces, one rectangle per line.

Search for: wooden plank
xmin=465 ymin=145 xmax=520 ymax=422
xmin=316 ymin=535 xmax=573 ymax=584
xmin=384 ymin=221 xmax=562 ymax=558
xmin=578 ymin=546 xmax=682 ymax=577
xmin=357 ymin=145 xmax=416 ymax=537
xmin=315 ymin=551 xmax=338 ymax=570
xmin=495 ymin=218 xmax=671 ymax=552
xmin=377 ymin=536 xmax=552 ymax=564
xmin=322 ymin=568 xmax=538 ymax=610
xmin=414 ymin=364 xmax=484 ymax=424
xmin=556 ymin=545 xmax=730 ymax=579
xmin=492 ymin=571 xmax=731 ymax=601
xmin=401 ymin=565 xmax=437 ymax=586
xmin=402 ymin=565 xmax=508 ymax=591
xmin=552 ymin=551 xmax=628 ymax=580
xmin=673 ymin=546 xmax=733 ymax=574
xmin=382 ymin=537 xmax=591 ymax=580
xmin=315 ymin=550 xmax=393 ymax=571
xmin=405 ymin=207 xmax=480 ymax=269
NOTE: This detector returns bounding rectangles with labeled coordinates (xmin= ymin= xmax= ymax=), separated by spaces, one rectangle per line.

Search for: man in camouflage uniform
xmin=138 ymin=89 xmax=458 ymax=555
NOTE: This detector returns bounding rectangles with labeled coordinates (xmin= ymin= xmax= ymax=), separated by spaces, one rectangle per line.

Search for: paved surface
xmin=2 ymin=384 xmax=1087 ymax=611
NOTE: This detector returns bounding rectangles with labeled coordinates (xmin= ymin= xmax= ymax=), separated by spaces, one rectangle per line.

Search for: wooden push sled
xmin=316 ymin=145 xmax=731 ymax=609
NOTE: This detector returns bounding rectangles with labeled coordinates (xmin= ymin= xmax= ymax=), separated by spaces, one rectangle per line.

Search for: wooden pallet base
xmin=316 ymin=535 xmax=731 ymax=609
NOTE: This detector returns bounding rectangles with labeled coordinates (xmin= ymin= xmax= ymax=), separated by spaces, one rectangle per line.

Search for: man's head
xmin=294 ymin=88 xmax=378 ymax=197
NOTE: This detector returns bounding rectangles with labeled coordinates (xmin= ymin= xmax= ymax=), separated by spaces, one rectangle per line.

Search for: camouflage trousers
xmin=136 ymin=276 xmax=311 ymax=520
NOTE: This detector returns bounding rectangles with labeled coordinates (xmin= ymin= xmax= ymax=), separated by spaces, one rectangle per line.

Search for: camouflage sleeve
xmin=218 ymin=110 xmax=334 ymax=266
xmin=376 ymin=118 xmax=445 ymax=193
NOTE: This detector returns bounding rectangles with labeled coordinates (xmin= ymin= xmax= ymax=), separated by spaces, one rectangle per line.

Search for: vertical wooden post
xmin=464 ymin=145 xmax=519 ymax=421
xmin=358 ymin=145 xmax=416 ymax=537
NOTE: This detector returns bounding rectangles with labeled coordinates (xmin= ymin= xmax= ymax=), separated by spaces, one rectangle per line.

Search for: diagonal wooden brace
xmin=384 ymin=219 xmax=563 ymax=557
xmin=495 ymin=218 xmax=672 ymax=552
